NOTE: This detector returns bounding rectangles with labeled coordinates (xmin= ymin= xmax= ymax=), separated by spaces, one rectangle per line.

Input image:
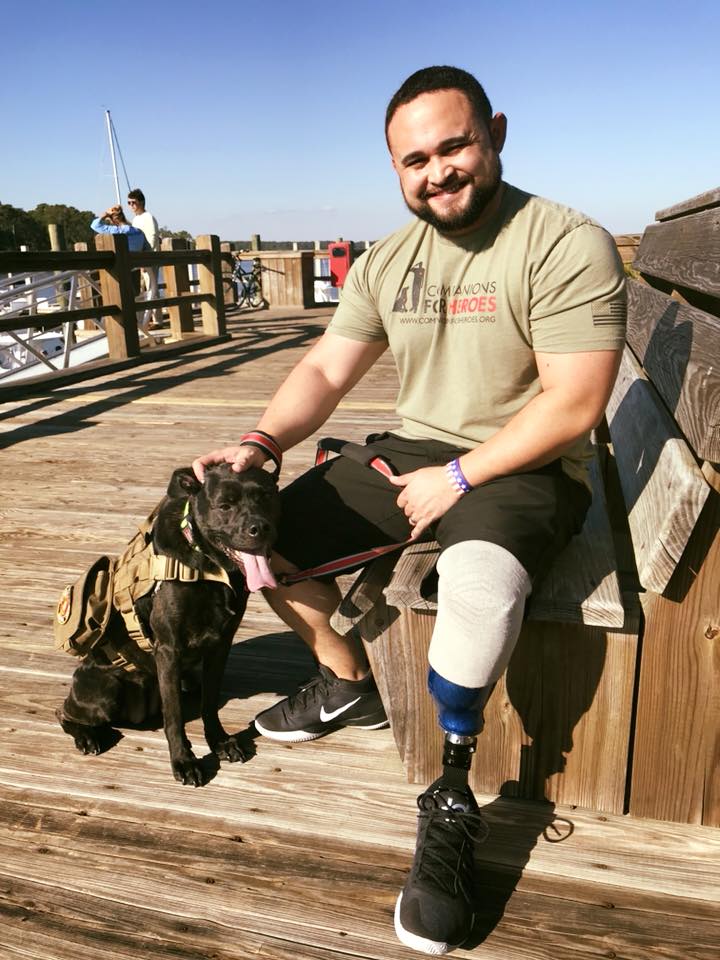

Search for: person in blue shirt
xmin=91 ymin=206 xmax=151 ymax=311
xmin=91 ymin=205 xmax=148 ymax=252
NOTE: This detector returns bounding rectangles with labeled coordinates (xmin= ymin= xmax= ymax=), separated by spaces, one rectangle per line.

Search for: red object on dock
xmin=329 ymin=241 xmax=353 ymax=287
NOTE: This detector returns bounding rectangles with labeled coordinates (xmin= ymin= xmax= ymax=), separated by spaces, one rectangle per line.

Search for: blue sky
xmin=2 ymin=0 xmax=718 ymax=242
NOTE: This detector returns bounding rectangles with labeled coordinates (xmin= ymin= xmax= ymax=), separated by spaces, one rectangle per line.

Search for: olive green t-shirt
xmin=328 ymin=184 xmax=626 ymax=487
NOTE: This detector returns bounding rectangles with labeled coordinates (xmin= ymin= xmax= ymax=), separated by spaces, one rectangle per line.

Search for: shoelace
xmin=285 ymin=670 xmax=335 ymax=712
xmin=413 ymin=792 xmax=490 ymax=899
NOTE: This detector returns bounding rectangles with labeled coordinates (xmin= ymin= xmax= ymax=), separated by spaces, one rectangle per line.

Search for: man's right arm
xmin=192 ymin=330 xmax=387 ymax=479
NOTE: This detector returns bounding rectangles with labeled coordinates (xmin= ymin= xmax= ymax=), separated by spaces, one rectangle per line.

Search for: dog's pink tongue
xmin=240 ymin=552 xmax=277 ymax=592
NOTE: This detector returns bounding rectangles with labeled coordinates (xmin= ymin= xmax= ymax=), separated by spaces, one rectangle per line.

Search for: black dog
xmin=56 ymin=463 xmax=280 ymax=786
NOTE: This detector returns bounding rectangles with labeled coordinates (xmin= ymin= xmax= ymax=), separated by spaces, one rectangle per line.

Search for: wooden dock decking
xmin=1 ymin=307 xmax=718 ymax=960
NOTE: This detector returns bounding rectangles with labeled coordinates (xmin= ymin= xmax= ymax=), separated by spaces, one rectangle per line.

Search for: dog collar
xmin=180 ymin=500 xmax=202 ymax=553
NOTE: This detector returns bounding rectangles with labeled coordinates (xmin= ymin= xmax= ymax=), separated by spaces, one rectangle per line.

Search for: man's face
xmin=127 ymin=197 xmax=144 ymax=214
xmin=387 ymin=88 xmax=506 ymax=235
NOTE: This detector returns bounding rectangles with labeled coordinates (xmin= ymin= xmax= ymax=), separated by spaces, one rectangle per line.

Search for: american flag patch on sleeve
xmin=592 ymin=298 xmax=627 ymax=326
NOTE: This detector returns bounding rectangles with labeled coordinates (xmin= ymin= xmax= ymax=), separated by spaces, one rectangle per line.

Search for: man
xmin=194 ymin=65 xmax=626 ymax=955
xmin=127 ymin=188 xmax=162 ymax=327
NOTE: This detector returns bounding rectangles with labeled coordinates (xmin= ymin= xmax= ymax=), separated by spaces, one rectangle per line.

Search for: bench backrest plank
xmin=655 ymin=187 xmax=720 ymax=222
xmin=605 ymin=347 xmax=710 ymax=594
xmin=634 ymin=207 xmax=720 ymax=299
xmin=526 ymin=451 xmax=623 ymax=627
xmin=626 ymin=280 xmax=720 ymax=462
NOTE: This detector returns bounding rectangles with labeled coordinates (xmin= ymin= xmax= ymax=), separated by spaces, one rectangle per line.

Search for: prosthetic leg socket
xmin=429 ymin=668 xmax=494 ymax=788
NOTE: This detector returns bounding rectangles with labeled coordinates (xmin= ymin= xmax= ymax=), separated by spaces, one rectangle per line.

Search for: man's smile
xmin=422 ymin=179 xmax=469 ymax=200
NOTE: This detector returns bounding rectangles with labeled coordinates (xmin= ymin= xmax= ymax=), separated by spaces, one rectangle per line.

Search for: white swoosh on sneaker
xmin=319 ymin=697 xmax=362 ymax=723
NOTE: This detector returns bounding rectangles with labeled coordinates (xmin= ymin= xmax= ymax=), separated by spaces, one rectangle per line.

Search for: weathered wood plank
xmin=527 ymin=451 xmax=624 ymax=627
xmin=613 ymin=233 xmax=641 ymax=265
xmin=634 ymin=207 xmax=720 ymax=298
xmin=3 ymin=852 xmax=719 ymax=960
xmin=629 ymin=464 xmax=720 ymax=826
xmin=3 ymin=868 xmax=718 ymax=960
xmin=251 ymin=252 xmax=315 ymax=308
xmin=160 ymin=237 xmax=194 ymax=338
xmin=605 ymin=346 xmax=710 ymax=594
xmin=194 ymin=234 xmax=225 ymax=337
xmin=2 ymin=769 xmax=719 ymax=906
xmin=656 ymin=187 xmax=720 ymax=222
xmin=626 ymin=278 xmax=720 ymax=461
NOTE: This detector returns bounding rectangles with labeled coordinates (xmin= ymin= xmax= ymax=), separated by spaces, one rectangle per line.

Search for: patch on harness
xmin=56 ymin=585 xmax=72 ymax=625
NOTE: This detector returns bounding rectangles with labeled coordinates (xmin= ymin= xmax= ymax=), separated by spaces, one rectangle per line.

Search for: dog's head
xmin=168 ymin=464 xmax=281 ymax=591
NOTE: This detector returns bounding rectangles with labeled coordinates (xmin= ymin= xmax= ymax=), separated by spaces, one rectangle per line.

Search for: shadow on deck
xmin=0 ymin=307 xmax=718 ymax=959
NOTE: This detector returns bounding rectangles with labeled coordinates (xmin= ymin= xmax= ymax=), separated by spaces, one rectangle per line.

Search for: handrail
xmin=1 ymin=251 xmax=114 ymax=272
xmin=0 ymin=232 xmax=227 ymax=385
xmin=0 ymin=305 xmax=120 ymax=333
xmin=0 ymin=269 xmax=98 ymax=307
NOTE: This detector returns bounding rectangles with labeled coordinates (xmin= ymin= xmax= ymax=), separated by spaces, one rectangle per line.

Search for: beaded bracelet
xmin=239 ymin=430 xmax=282 ymax=474
xmin=446 ymin=458 xmax=473 ymax=495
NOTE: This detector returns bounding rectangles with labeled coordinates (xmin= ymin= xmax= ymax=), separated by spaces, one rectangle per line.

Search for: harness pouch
xmin=53 ymin=555 xmax=115 ymax=657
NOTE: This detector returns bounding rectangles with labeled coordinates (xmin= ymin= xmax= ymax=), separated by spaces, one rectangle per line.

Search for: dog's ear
xmin=167 ymin=467 xmax=201 ymax=499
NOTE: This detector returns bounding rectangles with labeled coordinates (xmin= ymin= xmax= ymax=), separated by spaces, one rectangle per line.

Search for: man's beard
xmin=404 ymin=155 xmax=503 ymax=234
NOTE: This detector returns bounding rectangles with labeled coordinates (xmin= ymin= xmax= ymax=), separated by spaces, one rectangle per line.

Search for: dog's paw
xmin=73 ymin=730 xmax=105 ymax=755
xmin=171 ymin=756 xmax=205 ymax=787
xmin=213 ymin=734 xmax=249 ymax=764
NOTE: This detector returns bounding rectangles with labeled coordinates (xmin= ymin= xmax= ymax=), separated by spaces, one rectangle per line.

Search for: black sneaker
xmin=253 ymin=665 xmax=389 ymax=742
xmin=394 ymin=777 xmax=489 ymax=955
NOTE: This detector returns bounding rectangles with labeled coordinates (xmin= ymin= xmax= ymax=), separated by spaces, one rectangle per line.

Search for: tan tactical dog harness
xmin=54 ymin=505 xmax=235 ymax=671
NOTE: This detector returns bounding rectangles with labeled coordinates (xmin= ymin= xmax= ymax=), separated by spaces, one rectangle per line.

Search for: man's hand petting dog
xmin=192 ymin=444 xmax=268 ymax=481
xmin=56 ymin=463 xmax=280 ymax=786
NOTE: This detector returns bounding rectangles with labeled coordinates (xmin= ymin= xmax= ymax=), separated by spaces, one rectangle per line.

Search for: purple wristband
xmin=446 ymin=458 xmax=473 ymax=495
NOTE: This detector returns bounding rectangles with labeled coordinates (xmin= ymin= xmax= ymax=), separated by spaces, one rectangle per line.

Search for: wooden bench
xmin=332 ymin=187 xmax=720 ymax=824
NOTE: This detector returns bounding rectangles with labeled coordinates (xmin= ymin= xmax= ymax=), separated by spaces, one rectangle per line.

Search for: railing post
xmin=195 ymin=234 xmax=226 ymax=336
xmin=220 ymin=241 xmax=237 ymax=307
xmin=48 ymin=224 xmax=65 ymax=251
xmin=73 ymin=241 xmax=100 ymax=332
xmin=95 ymin=232 xmax=140 ymax=359
xmin=161 ymin=237 xmax=194 ymax=339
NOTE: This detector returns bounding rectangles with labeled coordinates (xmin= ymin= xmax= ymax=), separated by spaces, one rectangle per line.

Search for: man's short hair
xmin=127 ymin=188 xmax=146 ymax=206
xmin=385 ymin=66 xmax=493 ymax=142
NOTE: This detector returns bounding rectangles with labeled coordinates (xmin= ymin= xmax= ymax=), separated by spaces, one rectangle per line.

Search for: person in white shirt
xmin=127 ymin=188 xmax=162 ymax=327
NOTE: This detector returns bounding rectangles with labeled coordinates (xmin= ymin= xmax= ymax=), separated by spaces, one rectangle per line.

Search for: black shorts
xmin=275 ymin=432 xmax=591 ymax=584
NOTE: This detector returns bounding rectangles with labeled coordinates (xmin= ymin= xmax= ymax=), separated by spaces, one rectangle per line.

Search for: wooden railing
xmin=0 ymin=234 xmax=228 ymax=391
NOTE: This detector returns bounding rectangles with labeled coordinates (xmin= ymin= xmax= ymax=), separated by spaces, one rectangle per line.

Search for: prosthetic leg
xmin=395 ymin=541 xmax=530 ymax=953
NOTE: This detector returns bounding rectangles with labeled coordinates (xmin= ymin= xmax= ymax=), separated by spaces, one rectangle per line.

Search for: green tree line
xmin=0 ymin=202 xmax=95 ymax=251
xmin=0 ymin=202 xmax=193 ymax=251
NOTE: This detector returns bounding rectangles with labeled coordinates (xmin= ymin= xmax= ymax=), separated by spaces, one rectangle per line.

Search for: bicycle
xmin=232 ymin=257 xmax=265 ymax=309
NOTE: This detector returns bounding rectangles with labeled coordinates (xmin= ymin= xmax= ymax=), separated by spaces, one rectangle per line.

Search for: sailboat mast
xmin=105 ymin=110 xmax=121 ymax=205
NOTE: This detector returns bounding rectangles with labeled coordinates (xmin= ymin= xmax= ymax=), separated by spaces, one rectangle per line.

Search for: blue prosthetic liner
xmin=428 ymin=667 xmax=490 ymax=737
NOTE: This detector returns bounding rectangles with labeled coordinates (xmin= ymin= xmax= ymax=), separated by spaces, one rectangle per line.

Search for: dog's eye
xmin=218 ymin=502 xmax=233 ymax=511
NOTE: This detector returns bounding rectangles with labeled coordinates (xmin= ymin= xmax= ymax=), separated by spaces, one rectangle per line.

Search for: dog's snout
xmin=247 ymin=518 xmax=271 ymax=540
